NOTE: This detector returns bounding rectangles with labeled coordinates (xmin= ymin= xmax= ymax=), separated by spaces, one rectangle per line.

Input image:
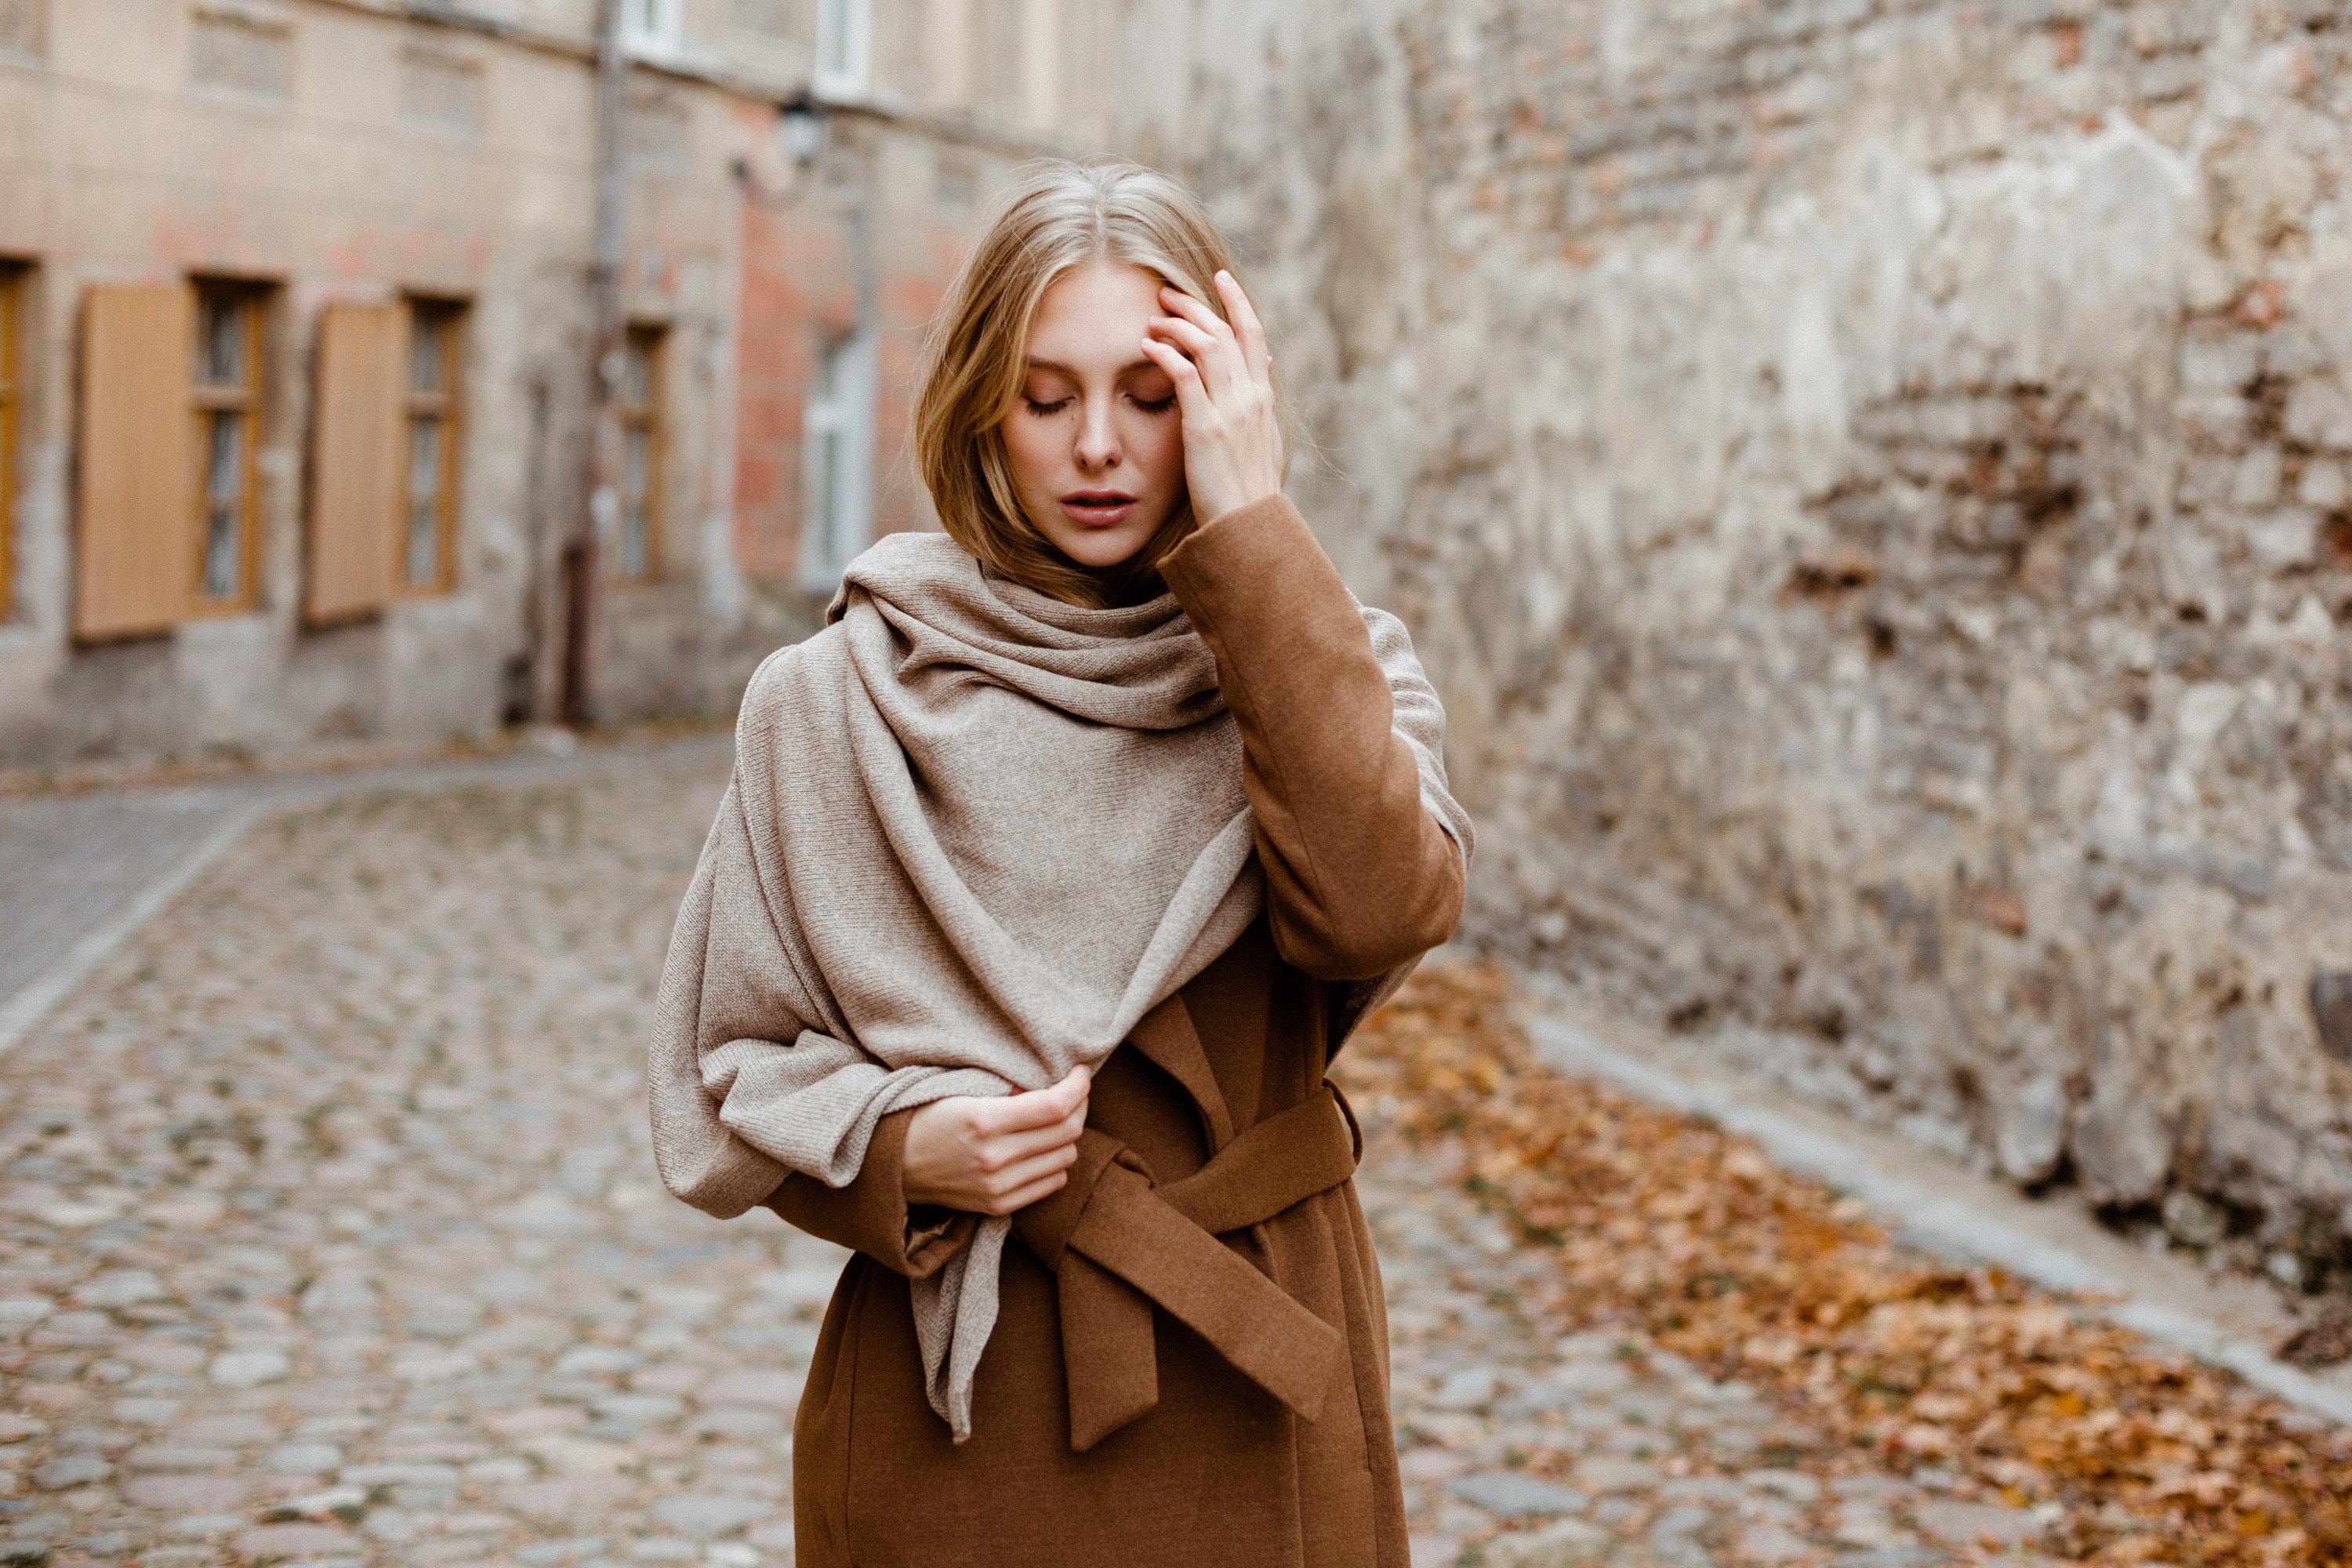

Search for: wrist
xmin=900 ymin=1101 xmax=948 ymax=1207
xmin=1195 ymin=485 xmax=1281 ymax=529
xmin=1197 ymin=488 xmax=1283 ymax=531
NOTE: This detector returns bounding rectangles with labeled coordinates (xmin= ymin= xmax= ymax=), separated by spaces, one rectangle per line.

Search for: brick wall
xmin=1115 ymin=0 xmax=2352 ymax=1284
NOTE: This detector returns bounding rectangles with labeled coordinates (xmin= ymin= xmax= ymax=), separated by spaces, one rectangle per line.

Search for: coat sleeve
xmin=647 ymin=772 xmax=973 ymax=1278
xmin=763 ymin=1109 xmax=976 ymax=1279
xmin=1159 ymin=494 xmax=1466 ymax=981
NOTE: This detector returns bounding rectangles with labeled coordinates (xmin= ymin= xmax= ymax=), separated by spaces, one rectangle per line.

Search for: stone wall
xmin=1111 ymin=0 xmax=2352 ymax=1284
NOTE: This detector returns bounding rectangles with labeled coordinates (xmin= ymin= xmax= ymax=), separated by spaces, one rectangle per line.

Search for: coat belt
xmin=1011 ymin=1081 xmax=1363 ymax=1452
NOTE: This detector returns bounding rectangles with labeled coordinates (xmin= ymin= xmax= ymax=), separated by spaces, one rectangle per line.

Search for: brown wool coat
xmin=765 ymin=499 xmax=1465 ymax=1568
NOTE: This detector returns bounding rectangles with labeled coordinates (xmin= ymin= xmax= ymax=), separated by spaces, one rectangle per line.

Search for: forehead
xmin=1026 ymin=260 xmax=1166 ymax=361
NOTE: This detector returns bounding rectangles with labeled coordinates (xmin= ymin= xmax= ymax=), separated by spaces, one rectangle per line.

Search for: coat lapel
xmin=1126 ymin=994 xmax=1234 ymax=1152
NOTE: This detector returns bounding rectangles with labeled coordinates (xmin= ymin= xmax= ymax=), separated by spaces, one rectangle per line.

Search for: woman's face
xmin=1000 ymin=260 xmax=1186 ymax=571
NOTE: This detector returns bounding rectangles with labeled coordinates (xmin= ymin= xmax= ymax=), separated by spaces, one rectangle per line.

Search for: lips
xmin=1058 ymin=489 xmax=1139 ymax=528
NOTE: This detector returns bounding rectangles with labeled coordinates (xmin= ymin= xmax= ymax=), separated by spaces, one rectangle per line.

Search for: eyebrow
xmin=1025 ymin=356 xmax=1163 ymax=377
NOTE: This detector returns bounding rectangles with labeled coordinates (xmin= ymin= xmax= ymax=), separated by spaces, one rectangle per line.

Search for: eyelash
xmin=1021 ymin=395 xmax=1178 ymax=416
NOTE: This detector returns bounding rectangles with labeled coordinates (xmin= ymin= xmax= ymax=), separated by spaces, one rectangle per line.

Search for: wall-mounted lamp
xmin=779 ymin=89 xmax=828 ymax=167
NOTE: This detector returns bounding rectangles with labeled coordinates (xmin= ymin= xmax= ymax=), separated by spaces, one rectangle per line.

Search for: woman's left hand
xmin=1141 ymin=271 xmax=1284 ymax=527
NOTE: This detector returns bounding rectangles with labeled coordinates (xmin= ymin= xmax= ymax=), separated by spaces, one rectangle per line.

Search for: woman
xmin=648 ymin=160 xmax=1470 ymax=1568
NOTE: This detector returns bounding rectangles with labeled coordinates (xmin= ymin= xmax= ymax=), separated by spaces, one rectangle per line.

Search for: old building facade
xmin=1109 ymin=0 xmax=2352 ymax=1285
xmin=0 ymin=0 xmax=1111 ymax=761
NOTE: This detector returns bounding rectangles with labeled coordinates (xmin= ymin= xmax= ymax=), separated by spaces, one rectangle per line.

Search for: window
xmin=401 ymin=301 xmax=463 ymax=593
xmin=0 ymin=265 xmax=20 ymax=618
xmin=800 ymin=329 xmax=876 ymax=590
xmin=616 ymin=326 xmax=663 ymax=581
xmin=620 ymin=0 xmax=682 ymax=56
xmin=191 ymin=282 xmax=264 ymax=611
xmin=191 ymin=11 xmax=292 ymax=99
xmin=401 ymin=49 xmax=485 ymax=137
xmin=814 ymin=0 xmax=870 ymax=97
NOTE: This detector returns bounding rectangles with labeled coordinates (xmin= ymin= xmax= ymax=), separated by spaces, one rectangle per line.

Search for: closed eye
xmin=1131 ymin=394 xmax=1177 ymax=415
xmin=1023 ymin=396 xmax=1073 ymax=416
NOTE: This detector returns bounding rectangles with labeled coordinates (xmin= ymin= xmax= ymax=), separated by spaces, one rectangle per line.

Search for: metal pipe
xmin=563 ymin=0 xmax=630 ymax=727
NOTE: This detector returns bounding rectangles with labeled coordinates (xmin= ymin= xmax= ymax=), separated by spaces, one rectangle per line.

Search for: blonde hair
xmin=912 ymin=159 xmax=1265 ymax=608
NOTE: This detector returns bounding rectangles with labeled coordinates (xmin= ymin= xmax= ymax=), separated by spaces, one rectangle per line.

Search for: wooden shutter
xmin=306 ymin=302 xmax=404 ymax=622
xmin=75 ymin=283 xmax=193 ymax=641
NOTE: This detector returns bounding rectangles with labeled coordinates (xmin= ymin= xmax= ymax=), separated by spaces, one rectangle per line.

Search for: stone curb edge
xmin=1523 ymin=1010 xmax=2352 ymax=1430
xmin=0 ymin=805 xmax=263 ymax=1060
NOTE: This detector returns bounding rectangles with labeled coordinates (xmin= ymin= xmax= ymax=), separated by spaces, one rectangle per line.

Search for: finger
xmin=1147 ymin=314 xmax=1223 ymax=373
xmin=982 ymin=1071 xmax=1091 ymax=1134
xmin=1032 ymin=1064 xmax=1092 ymax=1118
xmin=1216 ymin=271 xmax=1272 ymax=380
xmin=1043 ymin=1064 xmax=1091 ymax=1121
xmin=1139 ymin=338 xmax=1218 ymax=431
xmin=983 ymin=1167 xmax=1070 ymax=1215
xmin=971 ymin=1104 xmax=1087 ymax=1172
xmin=996 ymin=1141 xmax=1080 ymax=1189
xmin=1160 ymin=286 xmax=1247 ymax=398
xmin=1158 ymin=284 xmax=1241 ymax=360
xmin=1157 ymin=282 xmax=1227 ymax=336
xmin=978 ymin=1145 xmax=1081 ymax=1211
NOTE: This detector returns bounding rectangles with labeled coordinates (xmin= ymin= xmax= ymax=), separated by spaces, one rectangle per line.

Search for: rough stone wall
xmin=1112 ymin=0 xmax=2352 ymax=1283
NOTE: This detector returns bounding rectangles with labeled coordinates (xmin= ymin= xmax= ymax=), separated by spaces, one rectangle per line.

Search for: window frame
xmin=814 ymin=0 xmax=872 ymax=98
xmin=620 ymin=0 xmax=684 ymax=59
xmin=396 ymin=297 xmax=464 ymax=597
xmin=189 ymin=279 xmax=267 ymax=615
xmin=189 ymin=10 xmax=296 ymax=102
xmin=0 ymin=263 xmax=21 ymax=620
xmin=614 ymin=323 xmax=665 ymax=584
xmin=800 ymin=327 xmax=877 ymax=592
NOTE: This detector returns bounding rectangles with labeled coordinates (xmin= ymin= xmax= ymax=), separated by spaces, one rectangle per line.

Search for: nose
xmin=1073 ymin=393 xmax=1120 ymax=473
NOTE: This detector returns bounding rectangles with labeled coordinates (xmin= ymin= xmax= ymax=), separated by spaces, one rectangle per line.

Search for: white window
xmin=621 ymin=0 xmax=682 ymax=58
xmin=800 ymin=332 xmax=877 ymax=590
xmin=813 ymin=0 xmax=870 ymax=98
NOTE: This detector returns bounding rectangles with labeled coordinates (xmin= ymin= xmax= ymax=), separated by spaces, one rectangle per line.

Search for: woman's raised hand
xmin=902 ymin=1065 xmax=1091 ymax=1216
xmin=1141 ymin=271 xmax=1284 ymax=528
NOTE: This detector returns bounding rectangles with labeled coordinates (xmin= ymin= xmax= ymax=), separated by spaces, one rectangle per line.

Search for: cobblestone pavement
xmin=2 ymin=759 xmax=2055 ymax=1568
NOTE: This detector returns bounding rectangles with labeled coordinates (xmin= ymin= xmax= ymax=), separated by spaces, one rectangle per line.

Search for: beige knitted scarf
xmin=666 ymin=530 xmax=1465 ymax=1440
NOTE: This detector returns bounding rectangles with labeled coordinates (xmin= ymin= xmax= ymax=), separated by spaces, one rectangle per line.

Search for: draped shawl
xmin=650 ymin=528 xmax=1469 ymax=1440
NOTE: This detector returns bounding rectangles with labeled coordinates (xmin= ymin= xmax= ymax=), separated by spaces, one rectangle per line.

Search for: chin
xmin=1057 ymin=533 xmax=1157 ymax=570
xmin=1038 ymin=513 xmax=1171 ymax=572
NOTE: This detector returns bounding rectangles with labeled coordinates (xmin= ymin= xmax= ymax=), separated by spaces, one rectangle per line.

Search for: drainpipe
xmin=848 ymin=172 xmax=877 ymax=401
xmin=564 ymin=0 xmax=630 ymax=727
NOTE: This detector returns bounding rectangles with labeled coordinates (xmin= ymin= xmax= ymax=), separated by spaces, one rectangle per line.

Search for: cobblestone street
xmin=0 ymin=757 xmax=2220 ymax=1568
